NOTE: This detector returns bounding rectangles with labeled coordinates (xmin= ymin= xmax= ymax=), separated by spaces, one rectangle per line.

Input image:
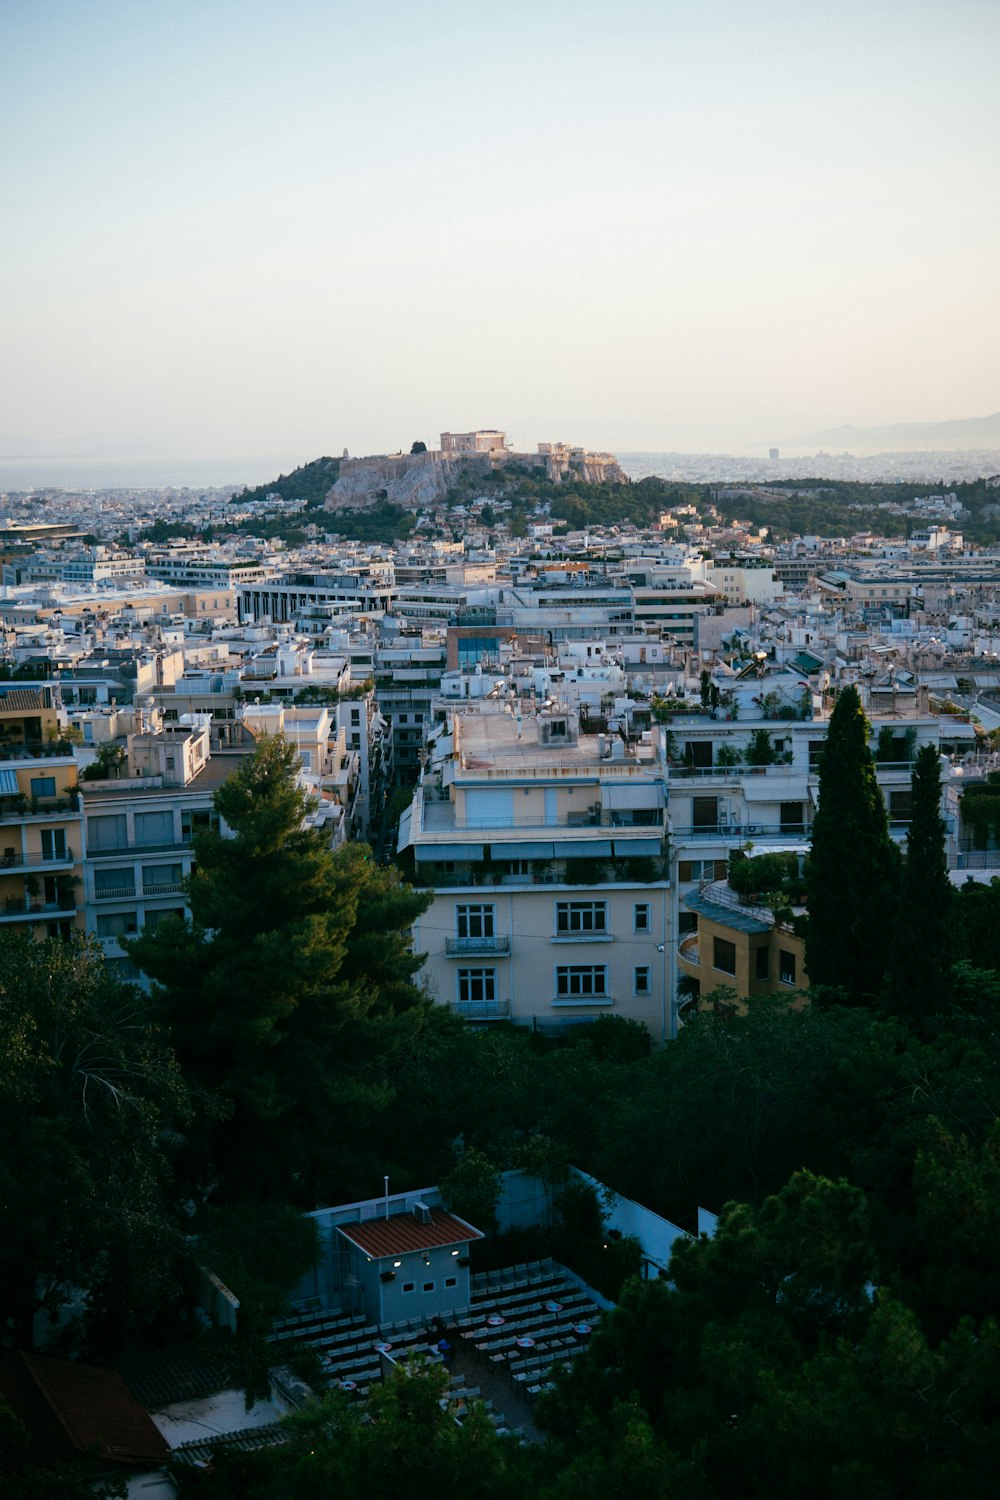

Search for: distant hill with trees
xmin=232 ymin=456 xmax=342 ymax=509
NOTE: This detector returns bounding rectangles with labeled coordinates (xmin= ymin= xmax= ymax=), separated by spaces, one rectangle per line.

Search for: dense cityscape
xmin=2 ymin=426 xmax=1000 ymax=1494
xmin=4 ymin=0 xmax=1000 ymax=1490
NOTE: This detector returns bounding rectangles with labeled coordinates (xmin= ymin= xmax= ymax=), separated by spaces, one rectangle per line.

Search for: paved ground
xmin=448 ymin=1340 xmax=547 ymax=1444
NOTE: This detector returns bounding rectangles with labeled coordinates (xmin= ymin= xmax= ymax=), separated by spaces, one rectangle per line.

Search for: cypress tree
xmin=806 ymin=686 xmax=898 ymax=1003
xmin=885 ymin=744 xmax=952 ymax=1021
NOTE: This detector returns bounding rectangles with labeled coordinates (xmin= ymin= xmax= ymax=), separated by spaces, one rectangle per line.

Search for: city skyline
xmin=2 ymin=0 xmax=998 ymax=465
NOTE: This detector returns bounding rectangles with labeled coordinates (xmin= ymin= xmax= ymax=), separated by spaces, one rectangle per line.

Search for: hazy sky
xmin=2 ymin=0 xmax=998 ymax=471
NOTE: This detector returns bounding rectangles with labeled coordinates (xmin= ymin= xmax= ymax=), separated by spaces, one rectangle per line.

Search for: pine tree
xmin=806 ymin=686 xmax=898 ymax=1003
xmin=128 ymin=734 xmax=433 ymax=1202
xmin=885 ymin=744 xmax=952 ymax=1021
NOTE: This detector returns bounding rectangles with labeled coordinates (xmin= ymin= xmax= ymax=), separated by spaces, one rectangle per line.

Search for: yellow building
xmin=677 ymin=885 xmax=809 ymax=1012
xmin=0 ymin=685 xmax=83 ymax=939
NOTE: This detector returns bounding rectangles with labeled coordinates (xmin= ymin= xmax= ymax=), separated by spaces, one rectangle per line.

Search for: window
xmin=445 ymin=1276 xmax=457 ymax=1289
xmin=87 ymin=814 xmax=127 ymax=851
xmin=134 ymin=810 xmax=173 ymax=846
xmin=456 ymin=903 xmax=495 ymax=939
xmin=555 ymin=965 xmax=609 ymax=999
xmin=402 ymin=1282 xmax=415 ymax=1294
xmin=755 ymin=946 xmax=770 ymax=982
xmin=41 ymin=828 xmax=67 ymax=860
xmin=143 ymin=863 xmax=183 ymax=893
xmin=678 ymin=858 xmax=728 ymax=883
xmin=779 ymin=950 xmax=796 ymax=985
xmin=144 ymin=907 xmax=185 ymax=932
xmin=888 ymin=790 xmax=912 ymax=826
xmin=678 ymin=910 xmax=698 ymax=935
xmin=633 ymin=902 xmax=650 ymax=932
xmin=96 ymin=911 xmax=138 ymax=939
xmin=182 ymin=808 xmax=216 ymax=842
xmin=713 ymin=937 xmax=737 ymax=976
xmin=94 ymin=867 xmax=135 ymax=897
xmin=423 ymin=1282 xmax=435 ymax=1293
xmin=692 ymin=796 xmax=719 ymax=831
xmin=457 ymin=968 xmax=496 ymax=1005
xmin=634 ymin=966 xmax=651 ymax=995
xmin=780 ymin=802 xmax=804 ymax=833
xmin=556 ymin=900 xmax=607 ymax=936
xmin=30 ymin=776 xmax=56 ymax=801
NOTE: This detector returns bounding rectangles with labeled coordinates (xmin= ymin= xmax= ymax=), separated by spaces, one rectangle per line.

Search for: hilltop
xmin=232 ymin=455 xmax=342 ymax=508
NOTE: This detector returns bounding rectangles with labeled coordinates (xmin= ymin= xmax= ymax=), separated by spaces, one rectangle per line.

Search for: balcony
xmin=0 ymin=795 xmax=81 ymax=823
xmin=0 ymin=898 xmax=77 ymax=923
xmin=94 ymin=885 xmax=137 ymax=901
xmin=678 ymin=933 xmax=700 ymax=966
xmin=143 ymin=880 xmax=184 ymax=896
xmin=449 ymin=998 xmax=511 ymax=1021
xmin=0 ymin=849 xmax=76 ymax=871
xmin=445 ymin=934 xmax=511 ymax=956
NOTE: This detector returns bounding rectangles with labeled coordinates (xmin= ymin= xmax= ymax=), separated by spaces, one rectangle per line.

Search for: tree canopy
xmin=0 ymin=935 xmax=187 ymax=1355
xmin=127 ymin=734 xmax=434 ymax=1204
xmin=806 ymin=685 xmax=898 ymax=1001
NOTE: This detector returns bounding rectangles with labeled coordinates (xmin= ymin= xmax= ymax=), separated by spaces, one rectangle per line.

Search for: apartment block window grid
xmin=633 ymin=902 xmax=650 ymax=932
xmin=457 ymin=968 xmax=496 ymax=1005
xmin=555 ymin=965 xmax=609 ymax=999
xmin=555 ymin=900 xmax=607 ymax=936
xmin=634 ymin=966 xmax=651 ymax=995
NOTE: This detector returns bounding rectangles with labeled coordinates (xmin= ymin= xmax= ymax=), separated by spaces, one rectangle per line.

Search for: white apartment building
xmin=81 ymin=726 xmax=254 ymax=981
xmin=399 ymin=705 xmax=673 ymax=1042
xmin=665 ymin=685 xmax=941 ymax=1005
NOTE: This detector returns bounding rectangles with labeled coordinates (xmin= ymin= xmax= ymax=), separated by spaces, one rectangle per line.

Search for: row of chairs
xmin=470 ymin=1257 xmax=558 ymax=1295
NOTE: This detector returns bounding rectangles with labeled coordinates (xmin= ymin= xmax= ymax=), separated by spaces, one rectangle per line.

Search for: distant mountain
xmin=787 ymin=412 xmax=1000 ymax=453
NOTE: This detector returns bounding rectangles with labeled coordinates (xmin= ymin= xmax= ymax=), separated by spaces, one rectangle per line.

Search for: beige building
xmin=399 ymin=705 xmax=673 ymax=1042
xmin=0 ymin=684 xmax=84 ymax=940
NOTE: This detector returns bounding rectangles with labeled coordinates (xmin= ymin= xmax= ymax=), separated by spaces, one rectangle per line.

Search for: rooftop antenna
xmin=384 ymin=1175 xmax=390 ymax=1219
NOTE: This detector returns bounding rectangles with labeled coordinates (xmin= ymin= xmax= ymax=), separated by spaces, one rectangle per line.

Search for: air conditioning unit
xmin=413 ymin=1202 xmax=432 ymax=1225
xmin=380 ymin=1270 xmax=396 ymax=1283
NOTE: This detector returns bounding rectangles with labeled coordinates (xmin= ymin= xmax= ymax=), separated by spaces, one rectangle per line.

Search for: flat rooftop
xmin=456 ymin=711 xmax=656 ymax=774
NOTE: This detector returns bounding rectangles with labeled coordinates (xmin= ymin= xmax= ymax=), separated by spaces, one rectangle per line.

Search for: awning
xmin=740 ymin=779 xmax=783 ymax=803
xmin=604 ymin=784 xmax=665 ymax=809
xmin=0 ymin=769 xmax=19 ymax=796
xmin=414 ymin=842 xmax=484 ymax=862
xmin=396 ymin=805 xmax=413 ymax=853
xmin=494 ymin=840 xmax=555 ymax=861
xmin=613 ymin=837 xmax=661 ymax=857
xmin=552 ymin=839 xmax=614 ymax=859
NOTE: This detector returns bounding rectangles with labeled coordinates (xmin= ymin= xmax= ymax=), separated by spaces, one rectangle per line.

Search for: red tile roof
xmin=337 ymin=1207 xmax=483 ymax=1258
xmin=0 ymin=1352 xmax=169 ymax=1466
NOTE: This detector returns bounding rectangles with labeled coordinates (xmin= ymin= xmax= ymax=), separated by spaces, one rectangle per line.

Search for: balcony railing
xmin=143 ymin=880 xmax=184 ymax=895
xmin=449 ymin=998 xmax=511 ymax=1021
xmin=445 ymin=934 xmax=511 ymax=955
xmin=94 ymin=885 xmax=137 ymax=901
xmin=0 ymin=849 xmax=76 ymax=871
xmin=1 ymin=898 xmax=77 ymax=922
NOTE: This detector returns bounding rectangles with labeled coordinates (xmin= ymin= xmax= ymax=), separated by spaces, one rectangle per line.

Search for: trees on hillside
xmin=0 ymin=936 xmax=187 ymax=1354
xmin=128 ymin=735 xmax=433 ymax=1204
xmin=886 ymin=744 xmax=952 ymax=1021
xmin=806 ymin=685 xmax=898 ymax=1002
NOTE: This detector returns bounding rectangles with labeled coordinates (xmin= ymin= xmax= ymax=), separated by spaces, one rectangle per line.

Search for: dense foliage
xmin=806 ymin=685 xmax=899 ymax=1001
xmin=12 ymin=731 xmax=1000 ymax=1490
xmin=232 ymin=457 xmax=342 ymax=509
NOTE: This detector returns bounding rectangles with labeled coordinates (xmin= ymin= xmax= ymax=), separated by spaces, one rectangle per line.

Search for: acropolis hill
xmin=325 ymin=430 xmax=627 ymax=511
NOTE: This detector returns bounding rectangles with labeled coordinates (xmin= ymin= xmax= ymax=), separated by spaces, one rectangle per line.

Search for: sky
xmin=1 ymin=0 xmax=998 ymax=477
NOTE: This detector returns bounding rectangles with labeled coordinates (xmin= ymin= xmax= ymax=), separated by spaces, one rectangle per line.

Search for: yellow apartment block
xmin=0 ymin=686 xmax=83 ymax=939
xmin=677 ymin=886 xmax=809 ymax=1012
